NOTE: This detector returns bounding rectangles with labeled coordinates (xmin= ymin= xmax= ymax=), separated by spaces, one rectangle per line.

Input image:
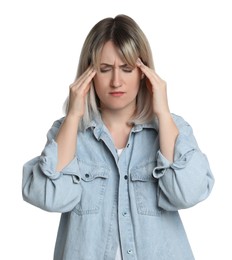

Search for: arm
xmin=153 ymin=115 xmax=214 ymax=210
xmin=136 ymin=59 xmax=214 ymax=210
xmin=22 ymin=120 xmax=82 ymax=212
xmin=157 ymin=113 xmax=179 ymax=162
xmin=22 ymin=67 xmax=96 ymax=212
xmin=55 ymin=114 xmax=79 ymax=171
xmin=56 ymin=67 xmax=96 ymax=171
xmin=136 ymin=58 xmax=178 ymax=162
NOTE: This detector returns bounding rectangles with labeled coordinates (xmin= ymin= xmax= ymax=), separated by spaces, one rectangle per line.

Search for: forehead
xmin=99 ymin=41 xmax=125 ymax=63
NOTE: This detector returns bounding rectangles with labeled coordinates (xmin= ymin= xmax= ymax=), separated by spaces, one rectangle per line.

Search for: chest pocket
xmin=73 ymin=161 xmax=109 ymax=215
xmin=130 ymin=161 xmax=163 ymax=216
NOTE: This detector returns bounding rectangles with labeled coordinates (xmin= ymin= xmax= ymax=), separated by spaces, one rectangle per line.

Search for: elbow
xmin=22 ymin=183 xmax=55 ymax=212
xmin=22 ymin=184 xmax=82 ymax=213
xmin=22 ymin=164 xmax=82 ymax=212
xmin=172 ymin=196 xmax=202 ymax=210
xmin=43 ymin=194 xmax=82 ymax=213
xmin=171 ymin=175 xmax=215 ymax=210
xmin=159 ymin=169 xmax=215 ymax=211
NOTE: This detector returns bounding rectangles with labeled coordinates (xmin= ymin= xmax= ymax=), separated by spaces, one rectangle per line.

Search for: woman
xmin=22 ymin=14 xmax=214 ymax=259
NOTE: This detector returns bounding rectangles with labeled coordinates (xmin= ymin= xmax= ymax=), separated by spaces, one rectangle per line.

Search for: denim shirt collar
xmin=84 ymin=116 xmax=159 ymax=141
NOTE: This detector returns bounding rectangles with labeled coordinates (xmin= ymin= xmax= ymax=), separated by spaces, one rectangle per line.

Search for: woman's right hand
xmin=67 ymin=67 xmax=96 ymax=118
xmin=55 ymin=67 xmax=96 ymax=171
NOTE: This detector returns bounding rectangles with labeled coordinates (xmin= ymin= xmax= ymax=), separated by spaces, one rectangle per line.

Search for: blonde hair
xmin=64 ymin=14 xmax=155 ymax=130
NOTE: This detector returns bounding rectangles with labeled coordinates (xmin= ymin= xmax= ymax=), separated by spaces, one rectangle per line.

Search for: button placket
xmin=117 ymin=133 xmax=135 ymax=259
xmin=122 ymin=212 xmax=128 ymax=217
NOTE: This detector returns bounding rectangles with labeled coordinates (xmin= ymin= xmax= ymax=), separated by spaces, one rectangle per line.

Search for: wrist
xmin=65 ymin=113 xmax=81 ymax=125
xmin=156 ymin=111 xmax=172 ymax=121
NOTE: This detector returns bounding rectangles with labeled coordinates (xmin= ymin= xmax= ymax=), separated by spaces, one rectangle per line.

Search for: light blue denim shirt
xmin=22 ymin=114 xmax=214 ymax=260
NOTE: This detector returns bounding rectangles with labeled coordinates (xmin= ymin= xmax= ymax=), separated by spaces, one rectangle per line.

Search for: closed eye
xmin=100 ymin=68 xmax=111 ymax=73
xmin=99 ymin=64 xmax=134 ymax=73
xmin=100 ymin=65 xmax=112 ymax=73
xmin=122 ymin=67 xmax=133 ymax=73
xmin=120 ymin=64 xmax=134 ymax=73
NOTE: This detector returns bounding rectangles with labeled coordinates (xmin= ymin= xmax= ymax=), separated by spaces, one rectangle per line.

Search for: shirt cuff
xmin=39 ymin=139 xmax=80 ymax=181
xmin=153 ymin=133 xmax=196 ymax=179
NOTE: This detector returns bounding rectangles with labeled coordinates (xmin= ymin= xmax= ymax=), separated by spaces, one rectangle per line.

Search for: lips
xmin=109 ymin=91 xmax=125 ymax=97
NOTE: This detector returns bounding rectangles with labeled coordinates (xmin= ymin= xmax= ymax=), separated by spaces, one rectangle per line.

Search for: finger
xmin=70 ymin=70 xmax=96 ymax=98
xmin=70 ymin=67 xmax=95 ymax=89
xmin=136 ymin=58 xmax=164 ymax=83
xmin=78 ymin=69 xmax=96 ymax=94
xmin=136 ymin=58 xmax=155 ymax=78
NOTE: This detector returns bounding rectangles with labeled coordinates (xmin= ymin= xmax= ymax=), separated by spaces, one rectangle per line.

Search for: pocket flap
xmin=130 ymin=162 xmax=157 ymax=182
xmin=78 ymin=160 xmax=109 ymax=182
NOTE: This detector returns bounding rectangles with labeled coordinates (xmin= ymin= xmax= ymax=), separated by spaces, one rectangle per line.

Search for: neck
xmin=100 ymin=108 xmax=134 ymax=149
xmin=101 ymin=108 xmax=134 ymax=130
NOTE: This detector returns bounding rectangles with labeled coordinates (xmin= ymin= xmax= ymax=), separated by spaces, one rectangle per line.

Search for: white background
xmin=0 ymin=0 xmax=231 ymax=259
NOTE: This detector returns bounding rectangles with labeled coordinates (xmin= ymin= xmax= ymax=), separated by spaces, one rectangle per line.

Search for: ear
xmin=140 ymin=73 xmax=145 ymax=80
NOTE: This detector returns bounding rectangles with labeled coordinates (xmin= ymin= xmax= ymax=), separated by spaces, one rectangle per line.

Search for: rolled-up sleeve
xmin=22 ymin=119 xmax=82 ymax=213
xmin=153 ymin=115 xmax=214 ymax=211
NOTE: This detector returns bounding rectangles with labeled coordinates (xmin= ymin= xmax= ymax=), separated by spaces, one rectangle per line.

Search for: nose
xmin=111 ymin=68 xmax=122 ymax=88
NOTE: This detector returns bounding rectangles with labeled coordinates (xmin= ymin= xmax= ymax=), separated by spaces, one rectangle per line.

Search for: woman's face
xmin=93 ymin=41 xmax=141 ymax=114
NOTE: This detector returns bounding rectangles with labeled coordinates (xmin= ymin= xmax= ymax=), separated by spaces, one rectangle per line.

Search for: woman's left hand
xmin=136 ymin=58 xmax=170 ymax=118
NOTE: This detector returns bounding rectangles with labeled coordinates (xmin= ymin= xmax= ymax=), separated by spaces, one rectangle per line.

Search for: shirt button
xmin=122 ymin=212 xmax=127 ymax=217
xmin=127 ymin=249 xmax=133 ymax=254
xmin=124 ymin=175 xmax=128 ymax=180
xmin=126 ymin=143 xmax=130 ymax=148
xmin=85 ymin=173 xmax=90 ymax=178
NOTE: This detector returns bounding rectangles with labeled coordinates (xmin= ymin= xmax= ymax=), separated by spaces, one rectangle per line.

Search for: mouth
xmin=109 ymin=91 xmax=125 ymax=97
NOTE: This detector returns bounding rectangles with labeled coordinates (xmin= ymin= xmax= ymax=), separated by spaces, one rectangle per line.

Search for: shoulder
xmin=171 ymin=113 xmax=194 ymax=136
xmin=171 ymin=113 xmax=191 ymax=127
xmin=51 ymin=117 xmax=65 ymax=129
xmin=46 ymin=117 xmax=65 ymax=140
